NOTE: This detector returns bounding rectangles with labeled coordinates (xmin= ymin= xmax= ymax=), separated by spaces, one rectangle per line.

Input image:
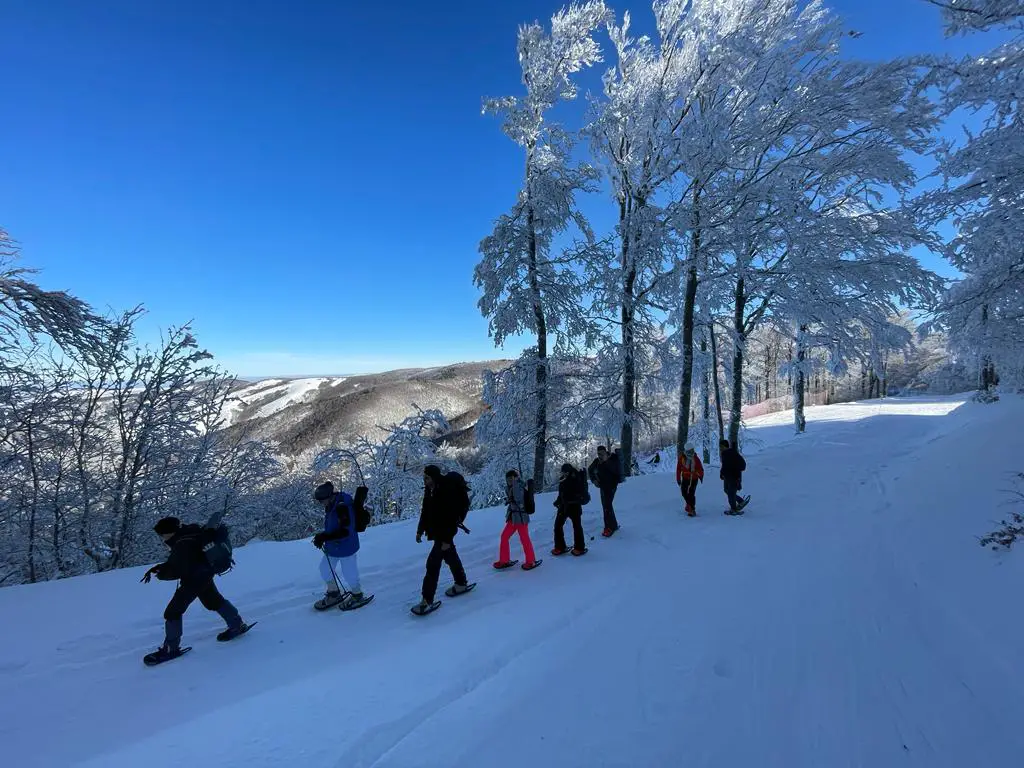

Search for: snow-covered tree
xmin=475 ymin=1 xmax=607 ymax=491
xmin=919 ymin=0 xmax=1024 ymax=391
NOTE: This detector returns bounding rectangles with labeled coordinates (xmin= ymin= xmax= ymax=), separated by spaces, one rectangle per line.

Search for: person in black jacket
xmin=413 ymin=465 xmax=472 ymax=614
xmin=719 ymin=439 xmax=750 ymax=515
xmin=552 ymin=463 xmax=587 ymax=556
xmin=141 ymin=517 xmax=248 ymax=663
xmin=588 ymin=445 xmax=621 ymax=536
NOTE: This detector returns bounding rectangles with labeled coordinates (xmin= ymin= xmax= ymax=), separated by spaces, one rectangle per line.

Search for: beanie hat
xmin=423 ymin=465 xmax=443 ymax=481
xmin=684 ymin=441 xmax=695 ymax=454
xmin=313 ymin=482 xmax=335 ymax=501
xmin=153 ymin=517 xmax=181 ymax=535
xmin=561 ymin=463 xmax=574 ymax=473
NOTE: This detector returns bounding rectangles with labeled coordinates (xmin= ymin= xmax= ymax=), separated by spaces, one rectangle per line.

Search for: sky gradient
xmin=0 ymin=0 xmax=997 ymax=376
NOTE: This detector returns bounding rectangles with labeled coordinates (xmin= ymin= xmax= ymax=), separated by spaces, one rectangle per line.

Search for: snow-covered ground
xmin=3 ymin=394 xmax=1024 ymax=767
xmin=219 ymin=377 xmax=346 ymax=425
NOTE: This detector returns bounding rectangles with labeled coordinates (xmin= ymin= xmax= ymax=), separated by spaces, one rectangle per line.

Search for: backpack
xmin=201 ymin=524 xmax=234 ymax=576
xmin=524 ymin=478 xmax=536 ymax=515
xmin=353 ymin=486 xmax=371 ymax=533
xmin=576 ymin=469 xmax=591 ymax=505
xmin=445 ymin=471 xmax=471 ymax=523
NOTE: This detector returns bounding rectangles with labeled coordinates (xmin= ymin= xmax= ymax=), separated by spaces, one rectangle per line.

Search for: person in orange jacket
xmin=676 ymin=441 xmax=704 ymax=516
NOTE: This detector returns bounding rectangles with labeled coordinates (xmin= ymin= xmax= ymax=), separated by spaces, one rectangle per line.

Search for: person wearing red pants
xmin=495 ymin=469 xmax=540 ymax=570
xmin=676 ymin=442 xmax=704 ymax=516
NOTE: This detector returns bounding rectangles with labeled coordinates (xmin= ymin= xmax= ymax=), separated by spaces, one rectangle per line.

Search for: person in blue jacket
xmin=312 ymin=482 xmax=368 ymax=610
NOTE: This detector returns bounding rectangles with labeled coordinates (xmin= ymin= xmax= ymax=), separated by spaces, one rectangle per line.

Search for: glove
xmin=141 ymin=565 xmax=158 ymax=584
xmin=313 ymin=532 xmax=326 ymax=549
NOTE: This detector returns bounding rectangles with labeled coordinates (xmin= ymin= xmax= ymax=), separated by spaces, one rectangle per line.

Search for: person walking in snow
xmin=552 ymin=463 xmax=588 ymax=556
xmin=495 ymin=469 xmax=540 ymax=570
xmin=141 ymin=517 xmax=250 ymax=665
xmin=719 ymin=439 xmax=750 ymax=515
xmin=588 ymin=445 xmax=621 ymax=536
xmin=413 ymin=465 xmax=473 ymax=615
xmin=676 ymin=442 xmax=704 ymax=517
xmin=312 ymin=482 xmax=372 ymax=610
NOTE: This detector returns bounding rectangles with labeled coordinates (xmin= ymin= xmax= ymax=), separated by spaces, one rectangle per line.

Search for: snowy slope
xmin=3 ymin=394 xmax=1024 ymax=768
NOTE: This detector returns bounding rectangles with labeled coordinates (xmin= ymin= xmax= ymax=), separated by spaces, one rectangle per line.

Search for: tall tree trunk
xmin=619 ymin=196 xmax=637 ymax=477
xmin=728 ymin=275 xmax=746 ymax=447
xmin=526 ymin=202 xmax=548 ymax=490
xmin=676 ymin=188 xmax=701 ymax=454
xmin=794 ymin=325 xmax=808 ymax=433
xmin=709 ymin=320 xmax=725 ymax=442
xmin=701 ymin=331 xmax=711 ymax=463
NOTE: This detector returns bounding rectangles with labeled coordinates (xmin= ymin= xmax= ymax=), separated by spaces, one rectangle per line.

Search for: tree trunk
xmin=709 ymin=320 xmax=725 ymax=442
xmin=526 ymin=202 xmax=548 ymax=490
xmin=701 ymin=331 xmax=711 ymax=463
xmin=794 ymin=325 xmax=808 ymax=433
xmin=728 ymin=275 xmax=746 ymax=447
xmin=619 ymin=196 xmax=637 ymax=477
xmin=676 ymin=189 xmax=701 ymax=454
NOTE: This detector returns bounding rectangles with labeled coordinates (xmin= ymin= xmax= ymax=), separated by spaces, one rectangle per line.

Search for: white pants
xmin=320 ymin=553 xmax=361 ymax=594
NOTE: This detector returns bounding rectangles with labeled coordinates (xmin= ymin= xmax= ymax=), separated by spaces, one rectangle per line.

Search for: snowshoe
xmin=314 ymin=590 xmax=346 ymax=611
xmin=522 ymin=559 xmax=543 ymax=571
xmin=551 ymin=546 xmax=570 ymax=556
xmin=738 ymin=495 xmax=751 ymax=510
xmin=493 ymin=560 xmax=519 ymax=570
xmin=411 ymin=600 xmax=442 ymax=617
xmin=143 ymin=646 xmax=191 ymax=666
xmin=217 ymin=621 xmax=256 ymax=642
xmin=571 ymin=547 xmax=588 ymax=556
xmin=339 ymin=593 xmax=374 ymax=611
xmin=445 ymin=582 xmax=476 ymax=598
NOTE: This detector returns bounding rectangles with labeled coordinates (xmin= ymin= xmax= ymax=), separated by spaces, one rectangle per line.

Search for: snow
xmin=3 ymin=394 xmax=1024 ymax=767
xmin=219 ymin=377 xmax=346 ymax=425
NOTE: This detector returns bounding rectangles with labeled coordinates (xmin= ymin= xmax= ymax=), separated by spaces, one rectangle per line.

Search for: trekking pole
xmin=323 ymin=551 xmax=350 ymax=599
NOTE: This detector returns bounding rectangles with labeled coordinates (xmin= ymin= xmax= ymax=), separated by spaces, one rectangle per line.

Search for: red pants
xmin=499 ymin=523 xmax=536 ymax=564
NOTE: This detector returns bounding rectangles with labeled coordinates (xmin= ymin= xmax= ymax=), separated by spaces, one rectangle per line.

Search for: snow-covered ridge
xmin=219 ymin=377 xmax=346 ymax=426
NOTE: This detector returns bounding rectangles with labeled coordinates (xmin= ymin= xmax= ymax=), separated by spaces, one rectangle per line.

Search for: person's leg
xmin=197 ymin=580 xmax=242 ymax=629
xmin=163 ymin=586 xmax=198 ymax=650
xmin=553 ymin=509 xmax=568 ymax=551
xmin=517 ymin=524 xmax=536 ymax=563
xmin=442 ymin=543 xmax=468 ymax=586
xmin=319 ymin=555 xmax=342 ymax=595
xmin=600 ymin=487 xmax=616 ymax=530
xmin=570 ymin=507 xmax=586 ymax=550
xmin=338 ymin=554 xmax=362 ymax=594
xmin=498 ymin=522 xmax=516 ymax=562
xmin=421 ymin=542 xmax=444 ymax=603
xmin=724 ymin=479 xmax=740 ymax=511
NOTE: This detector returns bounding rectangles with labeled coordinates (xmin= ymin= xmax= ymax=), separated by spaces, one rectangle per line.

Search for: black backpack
xmin=353 ymin=486 xmax=371 ymax=532
xmin=202 ymin=524 xmax=234 ymax=575
xmin=576 ymin=469 xmax=591 ymax=505
xmin=524 ymin=478 xmax=536 ymax=515
xmin=445 ymin=471 xmax=471 ymax=523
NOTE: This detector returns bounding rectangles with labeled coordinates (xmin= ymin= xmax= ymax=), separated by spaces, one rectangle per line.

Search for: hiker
xmin=588 ymin=445 xmax=621 ymax=536
xmin=141 ymin=517 xmax=250 ymax=665
xmin=312 ymin=482 xmax=371 ymax=610
xmin=495 ymin=469 xmax=540 ymax=570
xmin=676 ymin=441 xmax=704 ymax=516
xmin=719 ymin=439 xmax=750 ymax=515
xmin=552 ymin=463 xmax=588 ymax=556
xmin=413 ymin=465 xmax=473 ymax=615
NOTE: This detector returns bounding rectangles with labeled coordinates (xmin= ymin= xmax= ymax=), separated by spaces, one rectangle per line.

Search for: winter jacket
xmin=320 ymin=492 xmax=360 ymax=558
xmin=554 ymin=470 xmax=587 ymax=511
xmin=417 ymin=476 xmax=462 ymax=544
xmin=719 ymin=447 xmax=747 ymax=481
xmin=676 ymin=453 xmax=705 ymax=486
xmin=588 ymin=454 xmax=621 ymax=490
xmin=155 ymin=524 xmax=214 ymax=585
xmin=505 ymin=478 xmax=530 ymax=525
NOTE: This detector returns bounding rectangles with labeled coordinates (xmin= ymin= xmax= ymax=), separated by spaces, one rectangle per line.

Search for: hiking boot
xmin=314 ymin=589 xmax=345 ymax=611
xmin=571 ymin=547 xmax=588 ymax=556
xmin=339 ymin=591 xmax=368 ymax=610
xmin=448 ymin=583 xmax=473 ymax=595
xmin=551 ymin=546 xmax=569 ymax=556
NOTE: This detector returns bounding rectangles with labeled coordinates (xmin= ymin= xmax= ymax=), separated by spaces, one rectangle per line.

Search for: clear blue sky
xmin=0 ymin=0 xmax=995 ymax=377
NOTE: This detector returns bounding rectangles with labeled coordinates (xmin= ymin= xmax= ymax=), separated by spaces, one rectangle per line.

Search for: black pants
xmin=163 ymin=579 xmax=241 ymax=649
xmin=724 ymin=477 xmax=742 ymax=511
xmin=681 ymin=481 xmax=697 ymax=511
xmin=422 ymin=541 xmax=467 ymax=603
xmin=600 ymin=486 xmax=619 ymax=531
xmin=554 ymin=504 xmax=585 ymax=551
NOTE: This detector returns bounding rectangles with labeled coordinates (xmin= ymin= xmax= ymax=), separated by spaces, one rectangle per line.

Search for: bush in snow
xmin=979 ymin=473 xmax=1024 ymax=551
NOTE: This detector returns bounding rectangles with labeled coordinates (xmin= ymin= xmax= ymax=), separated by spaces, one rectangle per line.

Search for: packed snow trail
xmin=2 ymin=395 xmax=1023 ymax=767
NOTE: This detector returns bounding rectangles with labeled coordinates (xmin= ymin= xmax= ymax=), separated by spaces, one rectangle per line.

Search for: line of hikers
xmin=141 ymin=439 xmax=749 ymax=663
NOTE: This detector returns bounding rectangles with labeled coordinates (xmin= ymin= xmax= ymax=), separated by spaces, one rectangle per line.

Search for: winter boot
xmin=216 ymin=621 xmax=255 ymax=642
xmin=315 ymin=587 xmax=345 ymax=611
xmin=143 ymin=644 xmax=189 ymax=666
xmin=551 ymin=546 xmax=570 ymax=556
xmin=339 ymin=591 xmax=374 ymax=611
xmin=571 ymin=547 xmax=588 ymax=556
